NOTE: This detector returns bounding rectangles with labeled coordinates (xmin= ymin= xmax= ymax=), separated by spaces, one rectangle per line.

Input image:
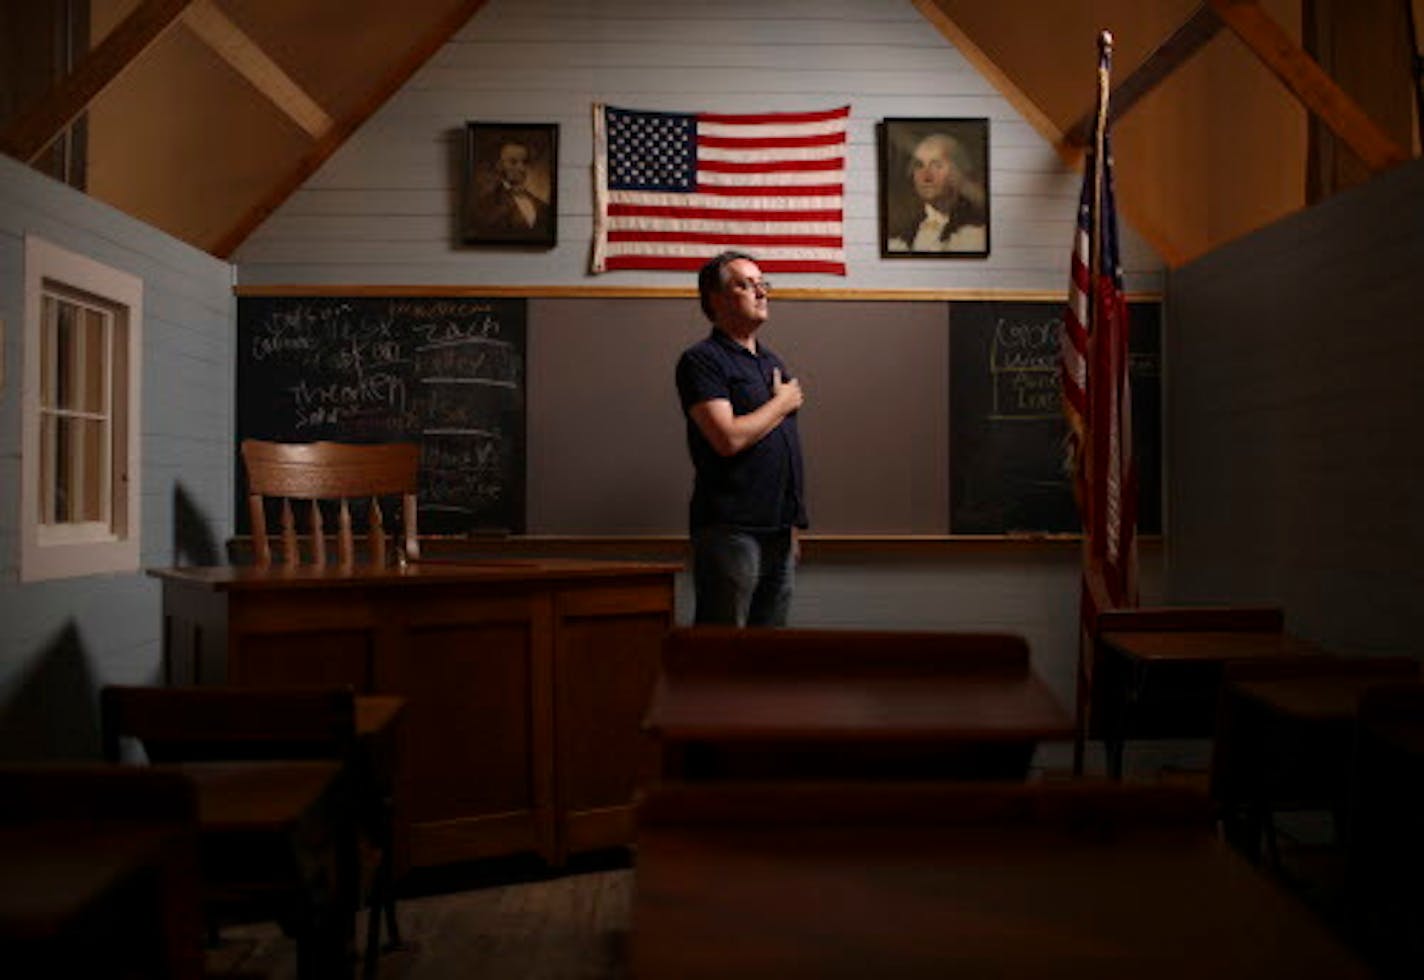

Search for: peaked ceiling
xmin=2 ymin=0 xmax=1418 ymax=268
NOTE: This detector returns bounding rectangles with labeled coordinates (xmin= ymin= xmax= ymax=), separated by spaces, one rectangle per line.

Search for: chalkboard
xmin=949 ymin=300 xmax=1161 ymax=535
xmin=236 ymin=296 xmax=525 ymax=534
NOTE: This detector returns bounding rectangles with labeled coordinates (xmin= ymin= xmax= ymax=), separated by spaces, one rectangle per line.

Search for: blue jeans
xmin=691 ymin=526 xmax=795 ymax=627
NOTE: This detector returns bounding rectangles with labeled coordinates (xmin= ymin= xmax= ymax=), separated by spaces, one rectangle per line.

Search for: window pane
xmin=53 ymin=414 xmax=72 ymax=523
xmin=77 ymin=417 xmax=107 ymax=523
xmin=55 ymin=299 xmax=76 ymax=410
xmin=41 ymin=416 xmax=110 ymax=527
xmin=41 ymin=296 xmax=54 ymax=406
xmin=40 ymin=413 xmax=54 ymax=523
xmin=80 ymin=306 xmax=107 ymax=414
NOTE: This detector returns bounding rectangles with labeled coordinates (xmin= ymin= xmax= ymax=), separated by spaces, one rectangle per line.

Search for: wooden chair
xmin=101 ymin=685 xmax=401 ymax=980
xmin=0 ymin=764 xmax=204 ymax=979
xmin=1078 ymin=604 xmax=1287 ymax=777
xmin=1211 ymin=654 xmax=1420 ymax=864
xmin=241 ymin=439 xmax=420 ymax=567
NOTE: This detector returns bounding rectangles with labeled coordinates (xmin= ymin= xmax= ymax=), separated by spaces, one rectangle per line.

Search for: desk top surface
xmin=633 ymin=816 xmax=1369 ymax=978
xmin=149 ymin=556 xmax=681 ymax=591
xmin=174 ymin=759 xmax=342 ymax=832
xmin=645 ymin=669 xmax=1072 ymax=744
xmin=0 ymin=824 xmax=177 ymax=937
xmin=1099 ymin=630 xmax=1329 ymax=663
xmin=355 ymin=694 xmax=404 ymax=737
xmin=1231 ymin=669 xmax=1422 ymax=723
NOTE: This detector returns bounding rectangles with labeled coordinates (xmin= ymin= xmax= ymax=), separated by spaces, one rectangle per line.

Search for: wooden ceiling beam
xmin=0 ymin=0 xmax=193 ymax=163
xmin=915 ymin=0 xmax=1189 ymax=264
xmin=210 ymin=0 xmax=490 ymax=259
xmin=911 ymin=0 xmax=1065 ymax=156
xmin=1062 ymin=5 xmax=1225 ymax=151
xmin=181 ymin=0 xmax=333 ymax=140
xmin=1206 ymin=0 xmax=1410 ymax=171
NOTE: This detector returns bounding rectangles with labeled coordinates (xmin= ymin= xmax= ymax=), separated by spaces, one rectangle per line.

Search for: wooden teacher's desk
xmin=150 ymin=558 xmax=679 ymax=869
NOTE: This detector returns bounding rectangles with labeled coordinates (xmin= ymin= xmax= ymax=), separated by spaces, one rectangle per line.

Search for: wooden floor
xmin=209 ymin=853 xmax=633 ymax=980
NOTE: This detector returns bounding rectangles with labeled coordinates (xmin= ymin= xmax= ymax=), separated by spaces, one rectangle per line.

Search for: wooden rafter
xmin=915 ymin=0 xmax=1190 ymax=263
xmin=911 ymin=0 xmax=1065 ymax=156
xmin=1207 ymin=0 xmax=1410 ymax=171
xmin=1062 ymin=5 xmax=1225 ymax=151
xmin=210 ymin=0 xmax=489 ymax=258
xmin=0 ymin=0 xmax=193 ymax=163
xmin=181 ymin=0 xmax=333 ymax=140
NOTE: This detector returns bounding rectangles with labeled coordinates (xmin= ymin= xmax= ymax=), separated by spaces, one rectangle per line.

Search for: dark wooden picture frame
xmin=879 ymin=117 xmax=989 ymax=258
xmin=462 ymin=122 xmax=558 ymax=247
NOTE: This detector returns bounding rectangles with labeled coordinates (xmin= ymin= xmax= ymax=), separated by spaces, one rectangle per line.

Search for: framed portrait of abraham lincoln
xmin=879 ymin=117 xmax=989 ymax=259
xmin=463 ymin=122 xmax=559 ymax=247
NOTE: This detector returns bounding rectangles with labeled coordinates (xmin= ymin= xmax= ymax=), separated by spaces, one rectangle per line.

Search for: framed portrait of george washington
xmin=879 ymin=117 xmax=989 ymax=258
xmin=462 ymin=122 xmax=558 ymax=247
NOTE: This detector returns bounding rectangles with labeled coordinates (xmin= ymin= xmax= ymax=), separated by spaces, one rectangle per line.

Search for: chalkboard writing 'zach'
xmin=237 ymin=296 xmax=526 ymax=534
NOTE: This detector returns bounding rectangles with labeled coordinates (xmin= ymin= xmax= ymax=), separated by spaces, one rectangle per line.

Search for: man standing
xmin=676 ymin=251 xmax=807 ymax=626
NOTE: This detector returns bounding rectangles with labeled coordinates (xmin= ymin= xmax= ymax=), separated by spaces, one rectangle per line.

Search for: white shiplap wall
xmin=0 ymin=154 xmax=234 ymax=758
xmin=235 ymin=0 xmax=1163 ymax=293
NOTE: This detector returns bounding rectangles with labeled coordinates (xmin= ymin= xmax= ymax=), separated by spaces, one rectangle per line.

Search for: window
xmin=21 ymin=236 xmax=142 ymax=581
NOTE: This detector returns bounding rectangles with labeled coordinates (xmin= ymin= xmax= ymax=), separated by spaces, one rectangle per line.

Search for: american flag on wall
xmin=591 ymin=103 xmax=849 ymax=275
xmin=1061 ymin=44 xmax=1138 ymax=624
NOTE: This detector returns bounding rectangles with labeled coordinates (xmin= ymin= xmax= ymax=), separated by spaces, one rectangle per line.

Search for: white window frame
xmin=21 ymin=236 xmax=143 ymax=581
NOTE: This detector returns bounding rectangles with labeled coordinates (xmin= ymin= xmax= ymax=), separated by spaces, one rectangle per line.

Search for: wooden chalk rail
xmin=224 ymin=532 xmax=1163 ymax=566
xmin=234 ymin=283 xmax=1163 ymax=303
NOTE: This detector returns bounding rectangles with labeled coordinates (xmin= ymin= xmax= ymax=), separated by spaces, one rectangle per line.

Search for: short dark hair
xmin=697 ymin=250 xmax=757 ymax=321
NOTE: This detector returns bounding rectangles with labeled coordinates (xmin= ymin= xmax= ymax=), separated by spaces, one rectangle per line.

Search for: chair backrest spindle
xmin=241 ymin=439 xmax=420 ymax=568
xmin=280 ymin=498 xmax=298 ymax=564
xmin=369 ymin=497 xmax=387 ymax=564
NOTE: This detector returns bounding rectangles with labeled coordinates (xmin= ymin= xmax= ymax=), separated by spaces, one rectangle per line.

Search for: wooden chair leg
xmin=1262 ymin=809 xmax=1282 ymax=870
xmin=382 ymin=871 xmax=402 ymax=950
xmin=363 ymin=899 xmax=381 ymax=980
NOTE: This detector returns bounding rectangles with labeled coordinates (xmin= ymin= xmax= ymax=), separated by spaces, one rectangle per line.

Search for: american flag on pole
xmin=1063 ymin=34 xmax=1138 ymax=768
xmin=592 ymin=103 xmax=849 ymax=275
xmin=1063 ymin=41 xmax=1138 ymax=621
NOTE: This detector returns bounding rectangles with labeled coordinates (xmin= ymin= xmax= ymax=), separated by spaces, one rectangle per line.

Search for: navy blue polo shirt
xmin=676 ymin=328 xmax=808 ymax=532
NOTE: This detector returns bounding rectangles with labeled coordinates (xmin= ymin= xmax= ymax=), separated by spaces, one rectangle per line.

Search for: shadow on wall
xmin=0 ymin=621 xmax=102 ymax=760
xmin=173 ymin=481 xmax=221 ymax=567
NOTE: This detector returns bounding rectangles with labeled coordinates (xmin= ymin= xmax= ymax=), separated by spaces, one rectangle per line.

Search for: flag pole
xmin=1073 ymin=29 xmax=1114 ymax=777
xmin=1088 ymin=29 xmax=1112 ymax=424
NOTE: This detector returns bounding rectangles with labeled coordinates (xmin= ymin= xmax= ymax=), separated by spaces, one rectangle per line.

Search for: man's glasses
xmin=730 ymin=278 xmax=772 ymax=295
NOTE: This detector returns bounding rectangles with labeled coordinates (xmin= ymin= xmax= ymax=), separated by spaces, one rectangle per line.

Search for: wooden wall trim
xmin=229 ymin=534 xmax=1163 ymax=563
xmin=233 ymin=283 xmax=1163 ymax=303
